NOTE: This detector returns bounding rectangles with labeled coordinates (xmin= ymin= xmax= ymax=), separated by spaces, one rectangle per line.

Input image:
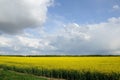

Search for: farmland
xmin=0 ymin=56 xmax=120 ymax=80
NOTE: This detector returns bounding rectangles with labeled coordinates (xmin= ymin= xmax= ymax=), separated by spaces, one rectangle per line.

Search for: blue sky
xmin=48 ymin=0 xmax=120 ymax=24
xmin=0 ymin=0 xmax=120 ymax=55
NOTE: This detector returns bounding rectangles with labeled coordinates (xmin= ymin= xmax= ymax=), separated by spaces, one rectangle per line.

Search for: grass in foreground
xmin=0 ymin=69 xmax=47 ymax=80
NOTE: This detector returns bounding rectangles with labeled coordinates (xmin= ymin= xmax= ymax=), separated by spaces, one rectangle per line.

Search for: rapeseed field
xmin=0 ymin=56 xmax=120 ymax=80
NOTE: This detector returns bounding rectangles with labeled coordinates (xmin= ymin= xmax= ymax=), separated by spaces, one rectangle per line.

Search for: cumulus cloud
xmin=0 ymin=0 xmax=53 ymax=34
xmin=0 ymin=17 xmax=120 ymax=55
xmin=48 ymin=17 xmax=120 ymax=55
xmin=0 ymin=34 xmax=55 ymax=55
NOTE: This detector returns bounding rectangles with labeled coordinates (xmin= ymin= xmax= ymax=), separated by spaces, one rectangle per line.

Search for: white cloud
xmin=0 ymin=0 xmax=53 ymax=34
xmin=0 ymin=36 xmax=12 ymax=47
xmin=17 ymin=36 xmax=40 ymax=49
xmin=113 ymin=5 xmax=120 ymax=10
xmin=0 ymin=33 xmax=56 ymax=55
xmin=47 ymin=17 xmax=120 ymax=55
xmin=0 ymin=17 xmax=120 ymax=55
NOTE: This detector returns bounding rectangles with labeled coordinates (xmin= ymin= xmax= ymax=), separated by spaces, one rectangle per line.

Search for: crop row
xmin=0 ymin=64 xmax=119 ymax=80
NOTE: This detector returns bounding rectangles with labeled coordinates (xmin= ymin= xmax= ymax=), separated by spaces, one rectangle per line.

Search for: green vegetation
xmin=0 ymin=69 xmax=47 ymax=80
xmin=0 ymin=56 xmax=120 ymax=80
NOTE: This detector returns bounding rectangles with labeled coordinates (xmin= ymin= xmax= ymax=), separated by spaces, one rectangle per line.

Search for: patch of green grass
xmin=0 ymin=69 xmax=47 ymax=80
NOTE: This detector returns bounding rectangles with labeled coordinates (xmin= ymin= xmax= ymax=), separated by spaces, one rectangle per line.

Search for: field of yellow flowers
xmin=0 ymin=56 xmax=120 ymax=80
